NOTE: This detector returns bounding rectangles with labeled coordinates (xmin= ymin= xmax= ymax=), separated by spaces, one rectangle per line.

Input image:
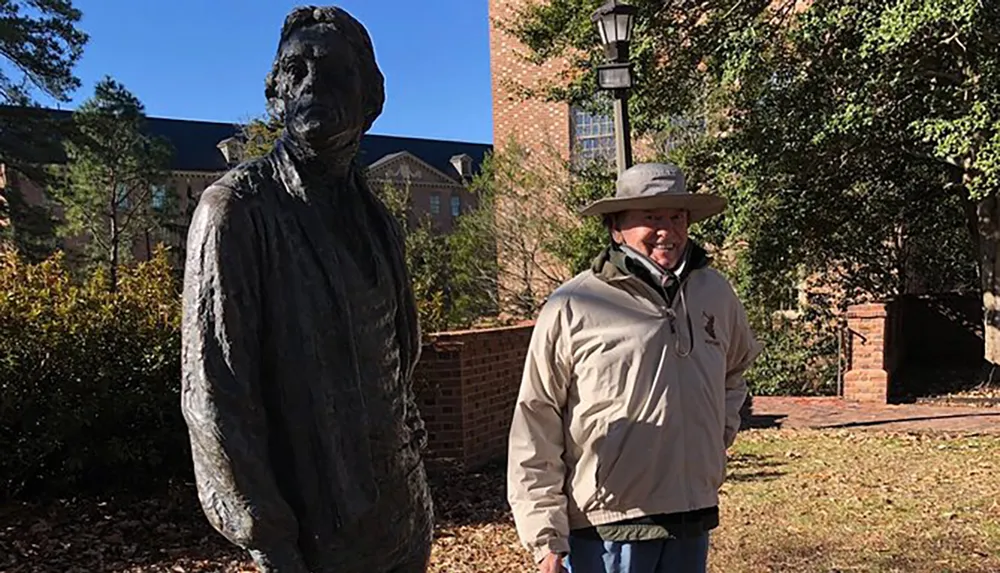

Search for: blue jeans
xmin=563 ymin=534 xmax=710 ymax=573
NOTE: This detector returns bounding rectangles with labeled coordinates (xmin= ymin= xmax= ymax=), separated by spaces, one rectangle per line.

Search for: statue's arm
xmin=180 ymin=186 xmax=308 ymax=573
xmin=389 ymin=212 xmax=427 ymax=451
xmin=401 ymin=269 xmax=427 ymax=452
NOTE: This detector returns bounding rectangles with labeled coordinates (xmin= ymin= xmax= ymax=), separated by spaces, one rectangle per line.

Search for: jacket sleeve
xmin=724 ymin=293 xmax=762 ymax=449
xmin=180 ymin=186 xmax=308 ymax=573
xmin=507 ymin=297 xmax=572 ymax=564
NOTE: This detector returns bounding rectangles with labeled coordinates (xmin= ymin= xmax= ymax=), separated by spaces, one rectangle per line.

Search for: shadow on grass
xmin=713 ymin=530 xmax=999 ymax=573
xmin=725 ymin=452 xmax=786 ymax=483
xmin=426 ymin=450 xmax=793 ymax=531
xmin=824 ymin=411 xmax=1000 ymax=429
xmin=745 ymin=413 xmax=787 ymax=430
xmin=0 ymin=459 xmax=514 ymax=572
xmin=712 ymin=536 xmax=833 ymax=573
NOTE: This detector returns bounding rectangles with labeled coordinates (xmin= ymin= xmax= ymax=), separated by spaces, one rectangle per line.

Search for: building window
xmin=450 ymin=195 xmax=461 ymax=217
xmin=151 ymin=184 xmax=167 ymax=211
xmin=571 ymin=104 xmax=615 ymax=166
xmin=430 ymin=193 xmax=441 ymax=215
xmin=115 ymin=183 xmax=131 ymax=209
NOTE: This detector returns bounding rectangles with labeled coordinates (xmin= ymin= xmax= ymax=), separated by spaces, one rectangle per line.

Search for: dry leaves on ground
xmin=2 ymin=430 xmax=998 ymax=573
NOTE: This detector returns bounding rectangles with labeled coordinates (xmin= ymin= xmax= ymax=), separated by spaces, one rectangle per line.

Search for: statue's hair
xmin=264 ymin=5 xmax=384 ymax=132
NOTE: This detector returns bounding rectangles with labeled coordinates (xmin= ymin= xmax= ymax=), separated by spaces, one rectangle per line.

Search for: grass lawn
xmin=1 ymin=429 xmax=997 ymax=572
xmin=705 ymin=430 xmax=1000 ymax=573
xmin=432 ymin=429 xmax=1000 ymax=573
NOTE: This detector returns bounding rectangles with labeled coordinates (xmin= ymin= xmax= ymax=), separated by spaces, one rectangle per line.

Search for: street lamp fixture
xmin=596 ymin=63 xmax=633 ymax=90
xmin=591 ymin=0 xmax=637 ymax=62
xmin=591 ymin=0 xmax=638 ymax=174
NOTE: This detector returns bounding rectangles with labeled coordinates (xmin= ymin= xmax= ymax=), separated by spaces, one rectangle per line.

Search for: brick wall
xmin=489 ymin=0 xmax=577 ymax=303
xmin=843 ymin=297 xmax=986 ymax=402
xmin=489 ymin=0 xmax=571 ymax=162
xmin=413 ymin=323 xmax=534 ymax=469
xmin=843 ymin=303 xmax=891 ymax=403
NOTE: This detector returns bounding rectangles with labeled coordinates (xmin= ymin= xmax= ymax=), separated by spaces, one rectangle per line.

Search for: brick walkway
xmin=750 ymin=396 xmax=1000 ymax=434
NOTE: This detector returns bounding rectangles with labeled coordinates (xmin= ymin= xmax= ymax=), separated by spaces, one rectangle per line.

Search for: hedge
xmin=0 ymin=247 xmax=188 ymax=499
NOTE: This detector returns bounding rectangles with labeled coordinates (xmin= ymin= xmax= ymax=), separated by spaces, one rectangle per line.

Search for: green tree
xmin=505 ymin=0 xmax=997 ymax=367
xmin=369 ymin=177 xmax=501 ymax=332
xmin=370 ymin=179 xmax=451 ymax=332
xmin=50 ymin=77 xmax=174 ymax=292
xmin=0 ymin=0 xmax=88 ymax=255
xmin=0 ymin=246 xmax=185 ymax=498
xmin=463 ymin=139 xmax=582 ymax=319
xmin=0 ymin=0 xmax=88 ymax=178
xmin=238 ymin=113 xmax=282 ymax=160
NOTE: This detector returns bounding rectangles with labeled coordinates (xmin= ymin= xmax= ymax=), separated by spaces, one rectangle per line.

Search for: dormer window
xmin=217 ymin=137 xmax=244 ymax=165
xmin=450 ymin=154 xmax=473 ymax=179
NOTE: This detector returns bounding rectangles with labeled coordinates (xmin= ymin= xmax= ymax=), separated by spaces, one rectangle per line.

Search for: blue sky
xmin=39 ymin=0 xmax=493 ymax=143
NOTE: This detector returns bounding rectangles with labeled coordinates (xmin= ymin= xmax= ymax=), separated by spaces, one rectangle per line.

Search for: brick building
xmin=0 ymin=106 xmax=491 ymax=266
xmin=487 ymin=0 xmax=805 ymax=313
xmin=487 ymin=0 xmax=668 ymax=307
xmin=491 ymin=0 xmax=618 ymax=171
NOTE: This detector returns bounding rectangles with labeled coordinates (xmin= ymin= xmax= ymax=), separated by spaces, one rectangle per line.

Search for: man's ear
xmin=604 ymin=213 xmax=621 ymax=244
xmin=610 ymin=226 xmax=624 ymax=244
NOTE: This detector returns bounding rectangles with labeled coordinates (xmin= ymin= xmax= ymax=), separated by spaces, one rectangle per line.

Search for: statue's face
xmin=273 ymin=23 xmax=366 ymax=152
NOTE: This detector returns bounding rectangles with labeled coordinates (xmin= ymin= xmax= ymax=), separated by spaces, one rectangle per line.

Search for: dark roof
xmin=358 ymin=133 xmax=491 ymax=181
xmin=145 ymin=115 xmax=242 ymax=172
xmin=0 ymin=106 xmax=492 ymax=178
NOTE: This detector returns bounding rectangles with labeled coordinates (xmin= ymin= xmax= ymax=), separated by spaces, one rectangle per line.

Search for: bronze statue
xmin=179 ymin=6 xmax=433 ymax=572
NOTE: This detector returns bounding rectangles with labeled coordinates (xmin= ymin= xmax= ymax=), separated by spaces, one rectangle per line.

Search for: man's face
xmin=273 ymin=23 xmax=366 ymax=152
xmin=612 ymin=207 xmax=690 ymax=270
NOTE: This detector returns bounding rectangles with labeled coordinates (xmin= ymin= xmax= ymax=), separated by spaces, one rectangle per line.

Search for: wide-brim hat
xmin=579 ymin=162 xmax=727 ymax=223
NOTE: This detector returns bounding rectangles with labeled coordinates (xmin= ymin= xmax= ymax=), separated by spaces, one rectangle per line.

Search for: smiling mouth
xmin=650 ymin=242 xmax=679 ymax=252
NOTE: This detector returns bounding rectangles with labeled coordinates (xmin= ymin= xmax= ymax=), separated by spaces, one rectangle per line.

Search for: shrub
xmin=0 ymin=246 xmax=187 ymax=499
xmin=744 ymin=312 xmax=840 ymax=397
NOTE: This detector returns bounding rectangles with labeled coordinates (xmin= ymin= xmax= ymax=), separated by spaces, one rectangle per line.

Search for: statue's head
xmin=264 ymin=6 xmax=385 ymax=154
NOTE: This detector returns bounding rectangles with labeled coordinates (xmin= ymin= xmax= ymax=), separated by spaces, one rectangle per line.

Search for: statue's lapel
xmin=270 ymin=137 xmax=379 ymax=521
xmin=272 ymin=138 xmax=348 ymax=295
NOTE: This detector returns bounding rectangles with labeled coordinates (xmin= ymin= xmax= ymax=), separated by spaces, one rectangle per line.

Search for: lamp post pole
xmin=612 ymin=88 xmax=632 ymax=175
xmin=592 ymin=0 xmax=638 ymax=176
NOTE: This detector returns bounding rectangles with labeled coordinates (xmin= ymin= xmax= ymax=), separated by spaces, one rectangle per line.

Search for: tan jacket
xmin=506 ymin=248 xmax=761 ymax=563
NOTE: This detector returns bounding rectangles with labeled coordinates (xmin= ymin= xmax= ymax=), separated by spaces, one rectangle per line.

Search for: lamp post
xmin=591 ymin=0 xmax=637 ymax=175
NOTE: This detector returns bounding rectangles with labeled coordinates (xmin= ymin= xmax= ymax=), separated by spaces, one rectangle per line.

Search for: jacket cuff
xmin=532 ymin=537 xmax=571 ymax=564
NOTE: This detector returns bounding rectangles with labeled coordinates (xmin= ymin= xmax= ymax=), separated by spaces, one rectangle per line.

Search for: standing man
xmin=507 ymin=163 xmax=761 ymax=573
xmin=180 ymin=6 xmax=432 ymax=573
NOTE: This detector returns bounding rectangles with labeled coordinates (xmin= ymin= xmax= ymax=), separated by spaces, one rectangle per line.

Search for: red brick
xmin=413 ymin=324 xmax=532 ymax=469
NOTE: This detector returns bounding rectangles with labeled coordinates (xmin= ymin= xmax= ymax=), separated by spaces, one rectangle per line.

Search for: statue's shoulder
xmin=207 ymin=156 xmax=276 ymax=200
xmin=192 ymin=156 xmax=276 ymax=228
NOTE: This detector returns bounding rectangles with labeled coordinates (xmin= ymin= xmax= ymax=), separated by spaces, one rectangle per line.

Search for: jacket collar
xmin=591 ymin=240 xmax=710 ymax=285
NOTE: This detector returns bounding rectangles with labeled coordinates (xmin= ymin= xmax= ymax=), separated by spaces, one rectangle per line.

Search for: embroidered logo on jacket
xmin=703 ymin=311 xmax=718 ymax=342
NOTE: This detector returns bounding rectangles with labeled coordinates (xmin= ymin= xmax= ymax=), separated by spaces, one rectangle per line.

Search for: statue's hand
xmin=248 ymin=546 xmax=311 ymax=573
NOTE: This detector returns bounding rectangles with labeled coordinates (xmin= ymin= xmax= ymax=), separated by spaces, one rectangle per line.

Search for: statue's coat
xmin=180 ymin=135 xmax=432 ymax=572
